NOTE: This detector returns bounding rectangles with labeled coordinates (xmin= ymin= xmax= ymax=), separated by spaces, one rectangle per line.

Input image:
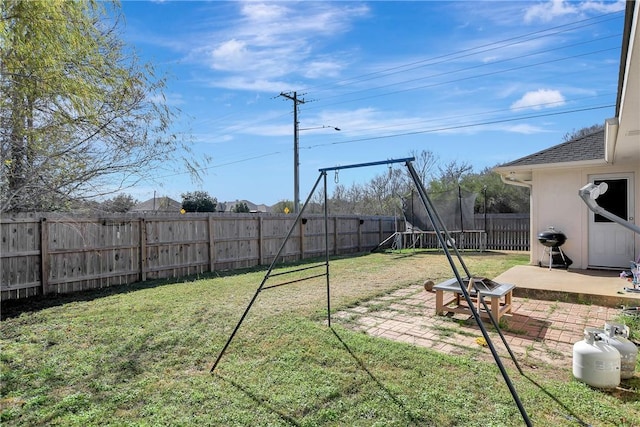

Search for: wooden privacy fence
xmin=482 ymin=213 xmax=530 ymax=251
xmin=1 ymin=213 xmax=399 ymax=301
xmin=1 ymin=213 xmax=530 ymax=301
xmin=399 ymin=213 xmax=530 ymax=251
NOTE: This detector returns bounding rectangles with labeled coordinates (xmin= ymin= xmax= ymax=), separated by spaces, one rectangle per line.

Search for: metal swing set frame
xmin=210 ymin=157 xmax=532 ymax=426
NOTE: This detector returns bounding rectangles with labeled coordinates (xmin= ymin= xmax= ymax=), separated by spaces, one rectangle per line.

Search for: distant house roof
xmin=130 ymin=196 xmax=182 ymax=212
xmin=219 ymin=200 xmax=270 ymax=213
xmin=499 ymin=129 xmax=605 ymax=168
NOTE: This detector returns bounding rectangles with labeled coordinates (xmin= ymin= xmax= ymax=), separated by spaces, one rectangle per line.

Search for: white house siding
xmin=530 ymin=162 xmax=639 ymax=269
xmin=531 ymin=169 xmax=585 ymax=268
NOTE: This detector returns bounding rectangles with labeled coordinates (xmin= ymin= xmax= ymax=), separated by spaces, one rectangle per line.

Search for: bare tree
xmin=437 ymin=160 xmax=473 ymax=188
xmin=407 ymin=149 xmax=439 ymax=187
xmin=322 ymin=151 xmax=439 ymax=216
xmin=562 ymin=123 xmax=604 ymax=142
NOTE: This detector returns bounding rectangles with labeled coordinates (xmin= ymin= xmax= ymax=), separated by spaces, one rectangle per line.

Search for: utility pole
xmin=279 ymin=91 xmax=306 ymax=213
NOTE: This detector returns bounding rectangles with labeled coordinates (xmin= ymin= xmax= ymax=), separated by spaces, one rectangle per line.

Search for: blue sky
xmin=118 ymin=0 xmax=626 ymax=205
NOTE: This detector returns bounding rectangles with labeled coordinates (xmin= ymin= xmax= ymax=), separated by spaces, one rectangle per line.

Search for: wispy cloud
xmin=580 ymin=0 xmax=627 ymax=13
xmin=524 ymin=0 xmax=579 ymax=23
xmin=303 ymin=59 xmax=344 ymax=79
xmin=193 ymin=1 xmax=369 ymax=91
xmin=511 ymin=89 xmax=566 ymax=110
xmin=502 ymin=123 xmax=549 ymax=134
xmin=205 ymin=76 xmax=292 ymax=92
xmin=524 ymin=0 xmax=625 ymax=23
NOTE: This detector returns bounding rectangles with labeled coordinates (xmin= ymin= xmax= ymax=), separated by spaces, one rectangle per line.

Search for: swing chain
xmin=334 ymin=169 xmax=339 ymax=184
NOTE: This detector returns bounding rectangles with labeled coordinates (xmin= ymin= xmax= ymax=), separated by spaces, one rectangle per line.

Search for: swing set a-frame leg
xmin=210 ymin=173 xmax=325 ymax=373
xmin=405 ymin=160 xmax=531 ymax=427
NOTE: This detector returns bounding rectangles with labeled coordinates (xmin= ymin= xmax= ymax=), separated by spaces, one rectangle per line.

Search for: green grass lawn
xmin=1 ymin=251 xmax=639 ymax=426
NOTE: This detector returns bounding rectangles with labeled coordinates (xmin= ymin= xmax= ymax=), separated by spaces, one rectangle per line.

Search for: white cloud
xmin=316 ymin=108 xmax=405 ymax=134
xmin=240 ymin=2 xmax=288 ymax=22
xmin=219 ymin=109 xmax=297 ymax=137
xmin=524 ymin=0 xmax=578 ymax=23
xmin=210 ymin=39 xmax=248 ymax=70
xmin=524 ymin=0 xmax=625 ymax=23
xmin=580 ymin=0 xmax=626 ymax=14
xmin=206 ymin=76 xmax=292 ymax=92
xmin=481 ymin=55 xmax=499 ymax=64
xmin=503 ymin=124 xmax=548 ymax=134
xmin=303 ymin=60 xmax=344 ymax=79
xmin=194 ymin=2 xmax=369 ymax=91
xmin=511 ymin=89 xmax=565 ymax=110
xmin=193 ymin=133 xmax=234 ymax=144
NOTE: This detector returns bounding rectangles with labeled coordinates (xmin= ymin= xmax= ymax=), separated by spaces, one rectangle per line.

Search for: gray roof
xmin=499 ymin=129 xmax=604 ymax=168
xmin=218 ymin=200 xmax=271 ymax=213
xmin=130 ymin=196 xmax=182 ymax=212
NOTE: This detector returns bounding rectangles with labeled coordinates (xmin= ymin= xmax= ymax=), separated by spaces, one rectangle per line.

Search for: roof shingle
xmin=499 ymin=129 xmax=604 ymax=167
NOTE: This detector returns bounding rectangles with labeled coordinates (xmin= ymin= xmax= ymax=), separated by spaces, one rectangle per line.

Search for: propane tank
xmin=573 ymin=327 xmax=621 ymax=388
xmin=602 ymin=323 xmax=637 ymax=380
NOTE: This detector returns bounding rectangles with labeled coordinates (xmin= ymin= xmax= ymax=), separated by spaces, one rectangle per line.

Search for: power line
xmin=148 ymin=151 xmax=283 ymax=180
xmin=142 ymin=102 xmax=613 ymax=182
xmin=180 ymin=40 xmax=618 ymax=141
xmin=303 ymin=46 xmax=619 ymax=111
xmin=307 ymin=34 xmax=620 ymax=105
xmin=321 ymin=93 xmax=616 ymax=135
xmin=177 ymin=11 xmax=623 ymax=138
xmin=300 ymin=105 xmax=614 ymax=150
xmin=296 ymin=11 xmax=623 ymax=94
xmin=151 ymin=11 xmax=622 ymax=185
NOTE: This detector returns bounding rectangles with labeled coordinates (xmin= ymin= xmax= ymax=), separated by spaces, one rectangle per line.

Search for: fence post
xmin=334 ymin=217 xmax=339 ymax=255
xmin=258 ymin=216 xmax=263 ymax=265
xmin=299 ymin=219 xmax=305 ymax=260
xmin=139 ymin=218 xmax=147 ymax=282
xmin=40 ymin=218 xmax=50 ymax=295
xmin=357 ymin=218 xmax=362 ymax=252
xmin=208 ymin=215 xmax=215 ymax=272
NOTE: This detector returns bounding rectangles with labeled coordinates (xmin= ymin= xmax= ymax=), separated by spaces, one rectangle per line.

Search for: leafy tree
xmin=101 ymin=193 xmax=138 ymax=213
xmin=460 ymin=168 xmax=529 ymax=213
xmin=181 ymin=191 xmax=217 ymax=213
xmin=232 ymin=202 xmax=250 ymax=213
xmin=272 ymin=200 xmax=294 ymax=214
xmin=1 ymin=1 xmax=201 ymax=212
xmin=426 ymin=163 xmax=529 ymax=214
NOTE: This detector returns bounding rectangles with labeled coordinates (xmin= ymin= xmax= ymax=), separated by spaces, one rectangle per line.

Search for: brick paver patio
xmin=333 ymin=283 xmax=622 ymax=368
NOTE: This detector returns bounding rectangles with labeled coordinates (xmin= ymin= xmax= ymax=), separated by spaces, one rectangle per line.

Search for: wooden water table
xmin=433 ymin=277 xmax=515 ymax=322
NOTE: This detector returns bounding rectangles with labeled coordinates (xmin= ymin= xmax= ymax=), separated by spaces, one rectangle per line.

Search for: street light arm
xmin=299 ymin=125 xmax=341 ymax=131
